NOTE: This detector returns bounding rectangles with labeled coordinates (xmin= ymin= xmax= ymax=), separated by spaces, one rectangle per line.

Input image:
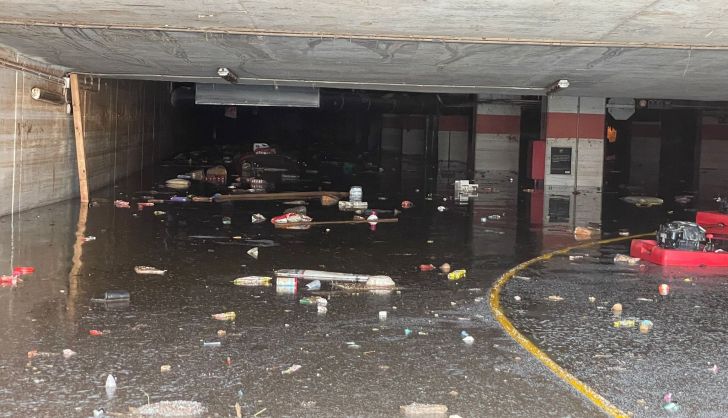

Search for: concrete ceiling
xmin=1 ymin=1 xmax=728 ymax=99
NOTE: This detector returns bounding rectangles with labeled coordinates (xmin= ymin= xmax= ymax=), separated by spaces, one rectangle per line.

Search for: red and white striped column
xmin=543 ymin=96 xmax=606 ymax=190
xmin=437 ymin=115 xmax=469 ymax=164
xmin=474 ymin=95 xmax=521 ymax=173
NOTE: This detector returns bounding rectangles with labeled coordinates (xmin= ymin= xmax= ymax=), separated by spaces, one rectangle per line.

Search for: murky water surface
xmin=1 ymin=166 xmax=702 ymax=417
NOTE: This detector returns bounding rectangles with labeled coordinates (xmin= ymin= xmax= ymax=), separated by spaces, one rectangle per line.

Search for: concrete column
xmin=437 ymin=115 xmax=468 ymax=164
xmin=629 ymin=121 xmax=661 ymax=194
xmin=474 ymin=94 xmax=521 ymax=174
xmin=699 ymin=113 xmax=728 ymax=205
xmin=543 ymin=96 xmax=605 ymax=190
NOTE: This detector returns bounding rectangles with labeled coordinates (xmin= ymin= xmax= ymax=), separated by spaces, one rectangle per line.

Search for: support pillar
xmin=542 ymin=96 xmax=605 ymax=228
xmin=473 ymin=95 xmax=521 ymax=174
xmin=543 ymin=96 xmax=605 ymax=190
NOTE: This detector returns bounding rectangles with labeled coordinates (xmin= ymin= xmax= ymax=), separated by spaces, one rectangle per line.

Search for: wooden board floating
xmin=274 ymin=218 xmax=399 ymax=228
xmin=213 ymin=191 xmax=348 ymax=203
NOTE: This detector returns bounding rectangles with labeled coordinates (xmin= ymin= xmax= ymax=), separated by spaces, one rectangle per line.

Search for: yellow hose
xmin=489 ymin=232 xmax=653 ymax=418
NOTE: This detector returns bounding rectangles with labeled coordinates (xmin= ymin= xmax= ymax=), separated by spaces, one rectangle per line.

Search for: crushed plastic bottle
xmin=447 ymin=269 xmax=467 ymax=281
xmin=211 ymin=312 xmax=236 ymax=321
xmin=299 ymin=296 xmax=328 ymax=306
xmin=460 ymin=330 xmax=475 ymax=345
xmin=233 ymin=276 xmax=271 ymax=286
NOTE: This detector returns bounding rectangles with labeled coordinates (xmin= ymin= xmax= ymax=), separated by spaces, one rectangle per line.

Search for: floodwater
xmin=0 ymin=162 xmax=716 ymax=417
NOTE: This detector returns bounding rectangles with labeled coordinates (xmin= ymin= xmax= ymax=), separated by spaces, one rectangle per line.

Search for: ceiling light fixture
xmin=217 ymin=67 xmax=238 ymax=84
xmin=545 ymin=79 xmax=570 ymax=95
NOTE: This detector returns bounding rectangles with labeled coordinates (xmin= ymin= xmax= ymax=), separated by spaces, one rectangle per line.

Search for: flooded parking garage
xmin=2 ymin=2 xmax=728 ymax=417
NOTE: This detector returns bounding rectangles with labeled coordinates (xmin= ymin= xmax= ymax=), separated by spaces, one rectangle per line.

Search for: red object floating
xmin=89 ymin=330 xmax=103 ymax=336
xmin=13 ymin=266 xmax=35 ymax=276
xmin=419 ymin=264 xmax=435 ymax=272
xmin=630 ymin=239 xmax=728 ymax=267
xmin=659 ymin=284 xmax=670 ymax=296
xmin=401 ymin=200 xmax=413 ymax=209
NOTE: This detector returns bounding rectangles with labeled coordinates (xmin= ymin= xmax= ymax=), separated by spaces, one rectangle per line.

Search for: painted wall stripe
xmin=475 ymin=114 xmax=520 ymax=135
xmin=545 ymin=112 xmax=604 ymax=139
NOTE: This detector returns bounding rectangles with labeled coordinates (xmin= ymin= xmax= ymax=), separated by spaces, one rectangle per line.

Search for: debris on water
xmin=613 ymin=319 xmax=637 ymax=328
xmin=439 ymin=263 xmax=451 ymax=274
xmin=233 ymin=276 xmax=271 ymax=286
xmin=282 ymin=364 xmax=302 ymax=374
xmin=636 ymin=297 xmax=653 ymax=302
xmin=212 ymin=311 xmax=236 ymax=321
xmin=114 ymin=200 xmax=130 ymax=208
xmin=568 ymin=255 xmax=584 ymax=261
xmin=217 ymin=330 xmax=227 ymax=337
xmin=305 ymin=280 xmax=321 ymax=290
xmin=614 ymin=254 xmax=640 ymax=265
xmin=404 ymin=328 xmax=413 ymax=337
xmin=618 ymin=230 xmax=630 ymax=236
xmin=460 ymin=331 xmax=475 ymax=345
xmin=573 ymin=226 xmax=592 ymax=240
xmin=299 ymin=296 xmax=328 ymax=306
xmin=153 ymin=210 xmax=166 ymax=216
xmin=663 ymin=402 xmax=680 ymax=413
xmin=639 ymin=319 xmax=653 ymax=333
xmin=222 ymin=216 xmax=232 ymax=225
xmin=317 ymin=305 xmax=327 ymax=314
xmin=62 ymin=349 xmax=76 ymax=359
xmin=547 ymin=295 xmax=564 ymax=301
xmin=160 ymin=364 xmax=172 ymax=373
xmin=401 ymin=200 xmax=414 ymax=209
xmin=84 ymin=236 xmax=96 ymax=242
xmin=419 ymin=264 xmax=435 ymax=272
xmin=447 ymin=269 xmax=466 ymax=281
xmin=203 ymin=341 xmax=221 ymax=347
xmin=513 ymin=295 xmax=521 ymax=301
xmin=130 ymin=400 xmax=206 ymax=417
xmin=105 ymin=374 xmax=116 ymax=397
xmin=379 ymin=311 xmax=388 ymax=320
xmin=251 ymin=213 xmax=266 ymax=224
xmin=612 ymin=303 xmax=623 ymax=313
xmin=480 ymin=217 xmax=488 ymax=223
xmin=166 ymin=178 xmax=191 ymax=190
xmin=663 ymin=392 xmax=672 ymax=403
xmin=346 ymin=341 xmax=361 ymax=349
xmin=659 ymin=283 xmax=670 ymax=296
xmin=247 ymin=247 xmax=259 ymax=259
xmin=437 ymin=205 xmax=446 ymax=212
xmin=710 ymin=364 xmax=719 ymax=374
xmin=134 ymin=266 xmax=167 ymax=275
xmin=89 ymin=330 xmax=103 ymax=336
xmin=588 ymin=296 xmax=596 ymax=303
xmin=400 ymin=403 xmax=448 ymax=416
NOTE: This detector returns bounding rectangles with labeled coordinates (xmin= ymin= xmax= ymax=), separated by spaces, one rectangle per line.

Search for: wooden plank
xmin=70 ymin=73 xmax=89 ymax=202
xmin=274 ymin=218 xmax=398 ymax=228
xmin=214 ymin=191 xmax=348 ymax=203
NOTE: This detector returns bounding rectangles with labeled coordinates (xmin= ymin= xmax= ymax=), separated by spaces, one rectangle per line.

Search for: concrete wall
xmin=0 ymin=66 xmax=185 ymax=217
xmin=0 ymin=66 xmax=76 ymax=217
xmin=699 ymin=114 xmax=728 ymax=205
xmin=79 ymin=79 xmax=180 ymax=192
xmin=437 ymin=115 xmax=468 ymax=163
xmin=474 ymin=97 xmax=521 ymax=173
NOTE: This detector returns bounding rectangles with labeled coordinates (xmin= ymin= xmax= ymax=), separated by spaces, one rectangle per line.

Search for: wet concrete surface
xmin=0 ymin=166 xmax=699 ymax=417
xmin=503 ymin=245 xmax=728 ymax=417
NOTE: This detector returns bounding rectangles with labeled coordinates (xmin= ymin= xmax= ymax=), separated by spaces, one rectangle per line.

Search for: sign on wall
xmin=550 ymin=147 xmax=572 ymax=175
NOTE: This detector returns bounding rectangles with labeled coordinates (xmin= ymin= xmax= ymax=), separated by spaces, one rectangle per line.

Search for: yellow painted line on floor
xmin=489 ymin=233 xmax=653 ymax=418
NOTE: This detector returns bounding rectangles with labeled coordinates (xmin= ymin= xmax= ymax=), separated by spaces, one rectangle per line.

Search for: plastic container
xmin=447 ymin=269 xmax=467 ymax=281
xmin=233 ymin=276 xmax=272 ymax=286
xmin=349 ymin=186 xmax=363 ymax=202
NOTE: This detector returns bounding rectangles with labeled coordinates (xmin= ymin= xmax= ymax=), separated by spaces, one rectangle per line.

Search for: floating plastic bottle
xmin=212 ymin=312 xmax=236 ymax=321
xmin=233 ymin=276 xmax=272 ymax=286
xmin=447 ymin=269 xmax=467 ymax=281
